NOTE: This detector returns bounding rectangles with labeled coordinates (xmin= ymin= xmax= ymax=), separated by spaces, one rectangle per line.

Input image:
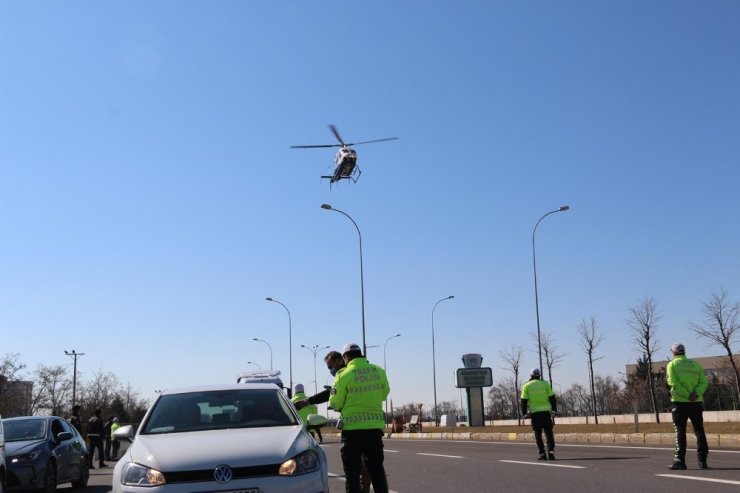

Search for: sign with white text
xmin=455 ymin=367 xmax=493 ymax=388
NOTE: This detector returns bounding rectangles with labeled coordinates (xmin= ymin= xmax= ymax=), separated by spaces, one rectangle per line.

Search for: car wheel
xmin=70 ymin=461 xmax=89 ymax=488
xmin=41 ymin=462 xmax=57 ymax=493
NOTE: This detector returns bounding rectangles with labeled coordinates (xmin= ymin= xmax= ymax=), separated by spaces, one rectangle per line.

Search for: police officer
xmin=521 ymin=368 xmax=557 ymax=460
xmin=292 ymin=383 xmax=323 ymax=443
xmin=666 ymin=342 xmax=709 ymax=470
xmin=110 ymin=417 xmax=121 ymax=460
xmin=296 ymin=350 xmax=371 ymax=493
xmin=329 ymin=343 xmax=390 ymax=493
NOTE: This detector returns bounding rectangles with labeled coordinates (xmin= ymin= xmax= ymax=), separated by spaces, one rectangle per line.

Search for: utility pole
xmin=64 ymin=350 xmax=85 ymax=408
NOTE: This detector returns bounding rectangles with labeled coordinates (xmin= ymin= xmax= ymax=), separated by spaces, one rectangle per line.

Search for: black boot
xmin=668 ymin=461 xmax=687 ymax=470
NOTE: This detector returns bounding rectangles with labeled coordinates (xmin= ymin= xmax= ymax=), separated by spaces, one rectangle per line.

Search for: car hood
xmin=129 ymin=426 xmax=310 ymax=471
xmin=6 ymin=439 xmax=44 ymax=456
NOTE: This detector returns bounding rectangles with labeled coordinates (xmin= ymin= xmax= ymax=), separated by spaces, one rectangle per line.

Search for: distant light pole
xmin=301 ymin=344 xmax=330 ymax=394
xmin=432 ymin=296 xmax=454 ymax=425
xmin=532 ymin=205 xmax=570 ymax=373
xmin=64 ymin=350 xmax=85 ymax=408
xmin=247 ymin=361 xmax=262 ymax=370
xmin=266 ymin=297 xmax=293 ymax=394
xmin=252 ymin=338 xmax=273 ymax=370
xmin=321 ymin=203 xmax=367 ymax=355
xmin=383 ymin=333 xmax=401 ymax=419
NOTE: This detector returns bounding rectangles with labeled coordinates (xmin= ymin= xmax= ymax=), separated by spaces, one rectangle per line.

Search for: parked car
xmin=1 ymin=416 xmax=6 ymax=493
xmin=112 ymin=383 xmax=328 ymax=493
xmin=2 ymin=416 xmax=89 ymax=493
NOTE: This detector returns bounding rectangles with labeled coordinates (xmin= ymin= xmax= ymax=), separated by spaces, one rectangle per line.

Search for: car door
xmin=50 ymin=419 xmax=74 ymax=481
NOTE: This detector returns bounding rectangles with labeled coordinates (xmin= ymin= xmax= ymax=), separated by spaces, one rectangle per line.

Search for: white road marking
xmin=385 ymin=449 xmax=400 ymax=453
xmin=657 ymin=474 xmax=740 ymax=486
xmin=499 ymin=459 xmax=585 ymax=469
xmin=417 ymin=452 xmax=464 ymax=459
xmin=442 ymin=439 xmax=740 ymax=455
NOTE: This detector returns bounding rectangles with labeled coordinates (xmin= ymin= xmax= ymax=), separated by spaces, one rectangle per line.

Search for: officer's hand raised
xmin=294 ymin=399 xmax=308 ymax=410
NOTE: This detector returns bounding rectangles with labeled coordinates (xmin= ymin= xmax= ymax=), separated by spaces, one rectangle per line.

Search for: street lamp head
xmin=448 ymin=295 xmax=455 ymax=299
xmin=559 ymin=205 xmax=570 ymax=211
xmin=320 ymin=203 xmax=332 ymax=210
xmin=266 ymin=297 xmax=273 ymax=301
xmin=300 ymin=344 xmax=307 ymax=348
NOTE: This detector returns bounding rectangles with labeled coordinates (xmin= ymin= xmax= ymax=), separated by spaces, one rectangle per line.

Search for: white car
xmin=112 ymin=383 xmax=328 ymax=493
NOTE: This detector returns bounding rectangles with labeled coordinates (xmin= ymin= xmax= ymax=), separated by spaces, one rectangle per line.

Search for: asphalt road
xmin=61 ymin=438 xmax=740 ymax=493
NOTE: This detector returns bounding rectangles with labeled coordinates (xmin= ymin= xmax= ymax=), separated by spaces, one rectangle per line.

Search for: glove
xmin=689 ymin=392 xmax=698 ymax=402
xmin=523 ymin=412 xmax=531 ymax=419
xmin=336 ymin=418 xmax=344 ymax=430
xmin=294 ymin=399 xmax=308 ymax=410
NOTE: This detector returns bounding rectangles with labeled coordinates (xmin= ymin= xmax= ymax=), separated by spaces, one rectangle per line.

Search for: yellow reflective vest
xmin=667 ymin=354 xmax=708 ymax=403
xmin=291 ymin=391 xmax=317 ymax=424
xmin=521 ymin=378 xmax=554 ymax=413
xmin=329 ymin=357 xmax=390 ymax=430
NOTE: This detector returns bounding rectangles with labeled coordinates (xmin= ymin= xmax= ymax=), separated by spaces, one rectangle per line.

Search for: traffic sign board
xmin=455 ymin=367 xmax=493 ymax=388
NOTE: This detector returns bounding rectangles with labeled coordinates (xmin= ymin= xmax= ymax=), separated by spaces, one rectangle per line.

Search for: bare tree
xmin=0 ymin=353 xmax=28 ymax=416
xmin=689 ymin=288 xmax=740 ymax=398
xmin=628 ymin=296 xmax=661 ymax=422
xmin=535 ymin=332 xmax=566 ymax=386
xmin=577 ymin=316 xmax=604 ymax=423
xmin=31 ymin=364 xmax=72 ymax=416
xmin=499 ymin=344 xmax=524 ymax=424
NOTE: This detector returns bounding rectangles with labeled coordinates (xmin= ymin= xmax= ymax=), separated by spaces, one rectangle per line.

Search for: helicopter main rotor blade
xmin=290 ymin=144 xmax=342 ymax=149
xmin=345 ymin=137 xmax=399 ymax=146
xmin=329 ymin=124 xmax=346 ymax=145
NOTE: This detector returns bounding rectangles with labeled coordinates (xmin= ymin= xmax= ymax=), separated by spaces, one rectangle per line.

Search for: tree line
xmin=0 ymin=355 xmax=149 ymax=424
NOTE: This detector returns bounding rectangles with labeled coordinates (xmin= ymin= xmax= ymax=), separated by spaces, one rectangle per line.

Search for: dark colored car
xmin=2 ymin=416 xmax=89 ymax=493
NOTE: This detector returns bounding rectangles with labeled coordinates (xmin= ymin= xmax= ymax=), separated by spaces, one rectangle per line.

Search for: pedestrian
xmin=104 ymin=416 xmax=114 ymax=461
xmin=111 ymin=417 xmax=121 ymax=460
xmin=295 ymin=350 xmax=371 ymax=493
xmin=329 ymin=343 xmax=390 ymax=493
xmin=521 ymin=367 xmax=557 ymax=461
xmin=291 ymin=384 xmax=323 ymax=443
xmin=68 ymin=405 xmax=82 ymax=434
xmin=666 ymin=342 xmax=709 ymax=470
xmin=87 ymin=408 xmax=108 ymax=469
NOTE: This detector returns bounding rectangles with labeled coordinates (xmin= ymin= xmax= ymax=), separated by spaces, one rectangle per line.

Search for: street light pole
xmin=252 ymin=338 xmax=273 ymax=370
xmin=266 ymin=297 xmax=293 ymax=395
xmin=247 ymin=361 xmax=262 ymax=370
xmin=64 ymin=349 xmax=85 ymax=409
xmin=532 ymin=205 xmax=570 ymax=374
xmin=301 ymin=344 xmax=330 ymax=394
xmin=321 ymin=203 xmax=367 ymax=355
xmin=432 ymin=296 xmax=454 ymax=425
xmin=383 ymin=333 xmax=401 ymax=419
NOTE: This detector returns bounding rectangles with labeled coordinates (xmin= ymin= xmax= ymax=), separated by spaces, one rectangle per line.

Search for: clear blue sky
xmin=2 ymin=2 xmax=739 ymax=412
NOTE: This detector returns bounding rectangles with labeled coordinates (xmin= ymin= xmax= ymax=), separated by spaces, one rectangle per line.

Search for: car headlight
xmin=121 ymin=463 xmax=167 ymax=486
xmin=10 ymin=450 xmax=41 ymax=464
xmin=278 ymin=450 xmax=320 ymax=476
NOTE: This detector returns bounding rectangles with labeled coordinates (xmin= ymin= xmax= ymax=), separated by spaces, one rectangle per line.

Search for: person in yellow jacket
xmin=291 ymin=383 xmax=323 ymax=443
xmin=521 ymin=368 xmax=557 ymax=461
xmin=329 ymin=343 xmax=390 ymax=493
xmin=666 ymin=342 xmax=709 ymax=470
xmin=110 ymin=417 xmax=121 ymax=460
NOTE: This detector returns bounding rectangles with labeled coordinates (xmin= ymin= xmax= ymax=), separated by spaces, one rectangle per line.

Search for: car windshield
xmin=3 ymin=419 xmax=46 ymax=442
xmin=141 ymin=388 xmax=298 ymax=434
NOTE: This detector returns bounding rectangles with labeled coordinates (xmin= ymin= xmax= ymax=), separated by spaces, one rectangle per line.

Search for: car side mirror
xmin=57 ymin=431 xmax=73 ymax=441
xmin=113 ymin=424 xmax=135 ymax=443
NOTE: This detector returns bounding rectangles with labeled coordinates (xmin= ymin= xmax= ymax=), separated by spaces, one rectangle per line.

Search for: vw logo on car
xmin=213 ymin=464 xmax=233 ymax=483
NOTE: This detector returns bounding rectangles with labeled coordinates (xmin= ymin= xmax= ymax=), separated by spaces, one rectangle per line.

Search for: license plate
xmin=211 ymin=490 xmax=258 ymax=493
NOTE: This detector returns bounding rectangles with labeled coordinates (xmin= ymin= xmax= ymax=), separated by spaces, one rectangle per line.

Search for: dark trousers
xmin=340 ymin=429 xmax=388 ymax=493
xmin=104 ymin=438 xmax=112 ymax=460
xmin=307 ymin=425 xmax=323 ymax=442
xmin=672 ymin=402 xmax=709 ymax=463
xmin=88 ymin=436 xmax=105 ymax=466
xmin=112 ymin=438 xmax=121 ymax=460
xmin=531 ymin=411 xmax=555 ymax=455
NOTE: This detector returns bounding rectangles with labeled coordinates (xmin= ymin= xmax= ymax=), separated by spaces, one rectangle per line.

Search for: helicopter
xmin=291 ymin=125 xmax=398 ymax=186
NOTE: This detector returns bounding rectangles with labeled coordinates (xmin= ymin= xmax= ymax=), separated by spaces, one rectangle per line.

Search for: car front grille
xmin=163 ymin=464 xmax=281 ymax=483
